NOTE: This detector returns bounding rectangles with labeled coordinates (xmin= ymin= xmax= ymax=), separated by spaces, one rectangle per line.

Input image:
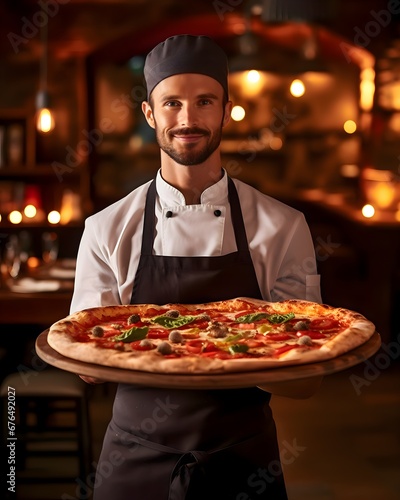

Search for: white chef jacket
xmin=70 ymin=170 xmax=321 ymax=313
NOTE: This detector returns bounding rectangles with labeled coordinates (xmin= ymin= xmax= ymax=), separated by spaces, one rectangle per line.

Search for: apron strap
xmin=140 ymin=179 xmax=157 ymax=256
xmin=227 ymin=177 xmax=250 ymax=253
xmin=139 ymin=176 xmax=250 ymax=256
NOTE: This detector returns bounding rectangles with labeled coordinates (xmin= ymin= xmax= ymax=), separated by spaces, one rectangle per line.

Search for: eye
xmin=199 ymin=99 xmax=212 ymax=106
xmin=165 ymin=100 xmax=181 ymax=107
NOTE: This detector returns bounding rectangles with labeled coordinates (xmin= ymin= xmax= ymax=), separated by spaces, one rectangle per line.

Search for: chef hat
xmin=144 ymin=34 xmax=229 ymax=100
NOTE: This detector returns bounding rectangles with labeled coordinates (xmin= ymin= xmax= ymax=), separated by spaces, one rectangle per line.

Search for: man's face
xmin=142 ymin=73 xmax=231 ymax=166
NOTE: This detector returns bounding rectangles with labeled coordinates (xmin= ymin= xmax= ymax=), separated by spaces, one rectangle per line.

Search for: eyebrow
xmin=159 ymin=92 xmax=220 ymax=102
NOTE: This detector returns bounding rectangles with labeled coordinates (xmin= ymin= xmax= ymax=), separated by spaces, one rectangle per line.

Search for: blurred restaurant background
xmin=0 ymin=0 xmax=399 ymax=499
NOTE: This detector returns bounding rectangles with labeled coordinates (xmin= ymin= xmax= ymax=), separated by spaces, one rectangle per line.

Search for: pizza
xmin=46 ymin=298 xmax=376 ymax=374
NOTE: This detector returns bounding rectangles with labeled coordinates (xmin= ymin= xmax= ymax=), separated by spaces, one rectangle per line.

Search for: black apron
xmin=94 ymin=178 xmax=288 ymax=500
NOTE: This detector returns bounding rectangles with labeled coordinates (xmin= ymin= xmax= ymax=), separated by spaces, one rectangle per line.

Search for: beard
xmin=155 ymin=124 xmax=223 ymax=166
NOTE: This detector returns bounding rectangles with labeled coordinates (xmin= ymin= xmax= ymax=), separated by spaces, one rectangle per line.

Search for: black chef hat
xmin=144 ymin=34 xmax=229 ymax=100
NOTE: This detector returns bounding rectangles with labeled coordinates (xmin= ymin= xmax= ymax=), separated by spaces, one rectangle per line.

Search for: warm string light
xmin=247 ymin=70 xmax=260 ymax=83
xmin=24 ymin=204 xmax=37 ymax=218
xmin=48 ymin=210 xmax=61 ymax=224
xmin=290 ymin=79 xmax=305 ymax=97
xmin=8 ymin=210 xmax=23 ymax=224
xmin=231 ymin=106 xmax=246 ymax=122
xmin=343 ymin=120 xmax=357 ymax=134
xmin=362 ymin=204 xmax=375 ymax=218
xmin=4 ymin=208 xmax=61 ymax=225
xmin=1 ymin=186 xmax=79 ymax=226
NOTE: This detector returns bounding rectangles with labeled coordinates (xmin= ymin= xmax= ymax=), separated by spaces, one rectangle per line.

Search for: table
xmin=0 ymin=289 xmax=73 ymax=325
xmin=0 ymin=260 xmax=74 ymax=325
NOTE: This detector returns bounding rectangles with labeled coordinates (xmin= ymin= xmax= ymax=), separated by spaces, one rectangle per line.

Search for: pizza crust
xmin=47 ymin=298 xmax=376 ymax=374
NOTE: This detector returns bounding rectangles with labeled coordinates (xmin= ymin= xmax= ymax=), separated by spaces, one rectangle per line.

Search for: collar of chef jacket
xmin=153 ymin=169 xmax=236 ymax=257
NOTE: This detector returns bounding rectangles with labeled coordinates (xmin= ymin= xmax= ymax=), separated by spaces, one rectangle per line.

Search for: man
xmin=72 ymin=35 xmax=321 ymax=499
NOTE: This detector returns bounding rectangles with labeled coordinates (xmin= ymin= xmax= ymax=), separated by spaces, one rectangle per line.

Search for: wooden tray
xmin=35 ymin=330 xmax=381 ymax=389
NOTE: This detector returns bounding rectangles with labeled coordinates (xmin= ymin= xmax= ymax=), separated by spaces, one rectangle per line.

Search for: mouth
xmin=170 ymin=128 xmax=209 ymax=143
xmin=173 ymin=134 xmax=204 ymax=143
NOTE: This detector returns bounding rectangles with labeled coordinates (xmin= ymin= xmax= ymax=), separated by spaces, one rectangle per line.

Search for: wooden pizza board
xmin=35 ymin=329 xmax=382 ymax=389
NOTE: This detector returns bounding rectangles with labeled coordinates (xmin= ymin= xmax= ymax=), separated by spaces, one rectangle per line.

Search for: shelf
xmin=0 ymin=164 xmax=84 ymax=179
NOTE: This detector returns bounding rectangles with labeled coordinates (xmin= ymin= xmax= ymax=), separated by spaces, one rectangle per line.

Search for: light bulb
xmin=9 ymin=210 xmax=23 ymax=224
xmin=36 ymin=108 xmax=55 ymax=133
xmin=361 ymin=204 xmax=375 ymax=218
xmin=343 ymin=120 xmax=357 ymax=134
xmin=290 ymin=79 xmax=305 ymax=97
xmin=247 ymin=70 xmax=260 ymax=83
xmin=24 ymin=204 xmax=37 ymax=218
xmin=48 ymin=210 xmax=61 ymax=224
xmin=231 ymin=106 xmax=246 ymax=122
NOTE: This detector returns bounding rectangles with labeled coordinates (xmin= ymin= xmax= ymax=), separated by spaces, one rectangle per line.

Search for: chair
xmin=0 ymin=368 xmax=92 ymax=490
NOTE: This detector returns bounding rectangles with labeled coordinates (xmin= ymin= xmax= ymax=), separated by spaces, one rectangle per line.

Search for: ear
xmin=142 ymin=101 xmax=155 ymax=129
xmin=222 ymin=100 xmax=233 ymax=128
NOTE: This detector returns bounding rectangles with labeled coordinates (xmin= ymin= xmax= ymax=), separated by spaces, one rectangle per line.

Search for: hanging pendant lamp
xmin=36 ymin=17 xmax=55 ymax=133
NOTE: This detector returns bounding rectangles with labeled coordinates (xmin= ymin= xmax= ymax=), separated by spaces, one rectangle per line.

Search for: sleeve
xmin=70 ymin=217 xmax=121 ymax=313
xmin=270 ymin=214 xmax=322 ymax=303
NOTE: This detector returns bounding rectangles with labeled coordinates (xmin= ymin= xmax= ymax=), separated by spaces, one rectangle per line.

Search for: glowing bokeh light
xmin=48 ymin=210 xmax=61 ymax=224
xmin=9 ymin=210 xmax=23 ymax=224
xmin=290 ymin=79 xmax=305 ymax=97
xmin=361 ymin=204 xmax=375 ymax=218
xmin=36 ymin=108 xmax=55 ymax=133
xmin=24 ymin=204 xmax=37 ymax=218
xmin=231 ymin=105 xmax=246 ymax=122
xmin=27 ymin=256 xmax=41 ymax=268
xmin=344 ymin=120 xmax=357 ymax=134
xmin=247 ymin=70 xmax=260 ymax=83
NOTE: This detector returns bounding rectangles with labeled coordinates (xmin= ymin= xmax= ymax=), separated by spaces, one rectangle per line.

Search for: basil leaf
xmin=114 ymin=326 xmax=148 ymax=343
xmin=151 ymin=315 xmax=196 ymax=329
xmin=229 ymin=344 xmax=249 ymax=354
xmin=235 ymin=312 xmax=269 ymax=323
xmin=266 ymin=313 xmax=295 ymax=324
xmin=235 ymin=312 xmax=295 ymax=324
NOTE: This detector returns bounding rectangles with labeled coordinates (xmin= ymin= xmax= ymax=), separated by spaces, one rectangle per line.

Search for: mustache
xmin=170 ymin=127 xmax=210 ymax=136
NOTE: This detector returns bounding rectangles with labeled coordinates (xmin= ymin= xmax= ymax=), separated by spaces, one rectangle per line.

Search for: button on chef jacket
xmin=70 ymin=169 xmax=321 ymax=313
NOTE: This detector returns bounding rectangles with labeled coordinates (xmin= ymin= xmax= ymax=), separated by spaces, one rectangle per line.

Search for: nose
xmin=179 ymin=103 xmax=198 ymax=128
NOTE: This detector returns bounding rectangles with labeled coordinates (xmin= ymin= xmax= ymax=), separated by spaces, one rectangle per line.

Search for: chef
xmin=72 ymin=34 xmax=322 ymax=500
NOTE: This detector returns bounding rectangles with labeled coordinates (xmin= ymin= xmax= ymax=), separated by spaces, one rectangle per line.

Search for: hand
xmin=77 ymin=374 xmax=106 ymax=384
xmin=257 ymin=376 xmax=323 ymax=399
